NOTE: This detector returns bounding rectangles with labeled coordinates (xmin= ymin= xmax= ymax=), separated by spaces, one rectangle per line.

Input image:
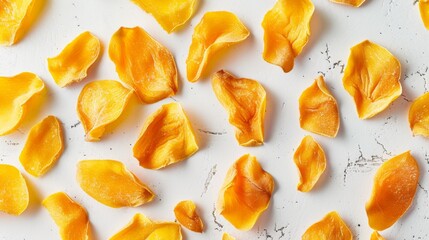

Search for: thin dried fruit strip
xmin=222 ymin=233 xmax=236 ymax=240
xmin=217 ymin=154 xmax=274 ymax=230
xmin=212 ymin=70 xmax=266 ymax=146
xmin=409 ymin=92 xmax=429 ymax=137
xmin=0 ymin=0 xmax=35 ymax=46
xmin=302 ymin=211 xmax=353 ymax=240
xmin=330 ymin=0 xmax=365 ymax=7
xmin=262 ymin=0 xmax=314 ymax=73
xmin=366 ymin=151 xmax=419 ymax=231
xmin=76 ymin=160 xmax=155 ymax=208
xmin=420 ymin=0 xmax=429 ymax=30
xmin=186 ymin=11 xmax=249 ymax=82
xmin=133 ymin=102 xmax=198 ymax=170
xmin=371 ymin=231 xmax=385 ymax=240
xmin=0 ymin=164 xmax=29 ymax=215
xmin=109 ymin=26 xmax=178 ymax=103
xmin=174 ymin=200 xmax=204 ymax=233
xmin=343 ymin=40 xmax=401 ymax=119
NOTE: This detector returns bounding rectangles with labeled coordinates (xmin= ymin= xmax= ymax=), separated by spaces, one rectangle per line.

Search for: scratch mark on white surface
xmin=198 ymin=129 xmax=227 ymax=135
xmin=212 ymin=205 xmax=223 ymax=231
xmin=344 ymin=145 xmax=385 ymax=183
xmin=201 ymin=164 xmax=217 ymax=197
xmin=374 ymin=138 xmax=392 ymax=156
xmin=71 ymin=121 xmax=81 ymax=128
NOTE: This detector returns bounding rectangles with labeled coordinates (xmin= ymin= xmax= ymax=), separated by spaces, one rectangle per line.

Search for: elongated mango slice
xmin=371 ymin=231 xmax=385 ymax=240
xmin=76 ymin=160 xmax=155 ymax=208
xmin=186 ymin=11 xmax=249 ymax=82
xmin=212 ymin=70 xmax=266 ymax=146
xmin=420 ymin=0 xmax=429 ymax=30
xmin=343 ymin=40 xmax=401 ymax=119
xmin=222 ymin=233 xmax=236 ymax=240
xmin=299 ymin=76 xmax=340 ymax=138
xmin=330 ymin=0 xmax=365 ymax=7
xmin=109 ymin=26 xmax=178 ymax=103
xmin=43 ymin=192 xmax=90 ymax=240
xmin=174 ymin=200 xmax=204 ymax=233
xmin=366 ymin=151 xmax=419 ymax=231
xmin=409 ymin=92 xmax=429 ymax=137
xmin=0 ymin=0 xmax=35 ymax=46
xmin=133 ymin=102 xmax=198 ymax=170
xmin=0 ymin=164 xmax=29 ymax=215
xmin=217 ymin=154 xmax=274 ymax=230
xmin=302 ymin=211 xmax=352 ymax=240
xmin=262 ymin=0 xmax=314 ymax=73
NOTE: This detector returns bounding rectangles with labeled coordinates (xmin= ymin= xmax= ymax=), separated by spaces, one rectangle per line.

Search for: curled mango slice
xmin=302 ymin=211 xmax=352 ymax=239
xmin=174 ymin=200 xmax=204 ymax=233
xmin=343 ymin=40 xmax=401 ymax=119
xmin=371 ymin=231 xmax=385 ymax=240
xmin=0 ymin=0 xmax=35 ymax=46
xmin=420 ymin=0 xmax=429 ymax=30
xmin=262 ymin=0 xmax=314 ymax=73
xmin=330 ymin=0 xmax=365 ymax=7
xmin=76 ymin=160 xmax=155 ymax=208
xmin=0 ymin=164 xmax=29 ymax=215
xmin=186 ymin=11 xmax=249 ymax=82
xmin=409 ymin=92 xmax=429 ymax=137
xmin=109 ymin=26 xmax=178 ymax=103
xmin=212 ymin=70 xmax=266 ymax=146
xmin=365 ymin=151 xmax=419 ymax=231
xmin=223 ymin=233 xmax=236 ymax=240
xmin=217 ymin=154 xmax=274 ymax=230
xmin=133 ymin=102 xmax=198 ymax=170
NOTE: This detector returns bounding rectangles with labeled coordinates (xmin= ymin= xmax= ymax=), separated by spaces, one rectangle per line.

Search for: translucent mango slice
xmin=0 ymin=72 xmax=44 ymax=136
xmin=330 ymin=0 xmax=365 ymax=7
xmin=19 ymin=115 xmax=64 ymax=177
xmin=293 ymin=135 xmax=326 ymax=192
xmin=76 ymin=160 xmax=155 ymax=208
xmin=302 ymin=211 xmax=353 ymax=240
xmin=77 ymin=80 xmax=133 ymax=142
xmin=299 ymin=76 xmax=340 ymax=138
xmin=0 ymin=0 xmax=35 ymax=46
xmin=365 ymin=151 xmax=419 ymax=231
xmin=217 ymin=154 xmax=274 ymax=230
xmin=0 ymin=164 xmax=29 ymax=215
xmin=133 ymin=102 xmax=198 ymax=170
xmin=174 ymin=200 xmax=204 ymax=233
xmin=47 ymin=31 xmax=101 ymax=87
xmin=212 ymin=70 xmax=266 ymax=146
xmin=343 ymin=40 xmax=402 ymax=119
xmin=262 ymin=0 xmax=314 ymax=73
xmin=420 ymin=0 xmax=429 ymax=30
xmin=222 ymin=233 xmax=236 ymax=240
xmin=409 ymin=92 xmax=429 ymax=137
xmin=43 ymin=192 xmax=90 ymax=240
xmin=371 ymin=231 xmax=385 ymax=240
xmin=109 ymin=26 xmax=178 ymax=103
xmin=186 ymin=11 xmax=249 ymax=82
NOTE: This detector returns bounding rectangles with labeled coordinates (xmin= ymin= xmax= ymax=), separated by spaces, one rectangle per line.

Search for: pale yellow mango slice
xmin=371 ymin=231 xmax=386 ymax=240
xmin=420 ymin=0 xmax=429 ymax=30
xmin=0 ymin=0 xmax=35 ymax=46
xmin=409 ymin=92 xmax=429 ymax=137
xmin=330 ymin=0 xmax=366 ymax=7
xmin=302 ymin=211 xmax=353 ymax=240
xmin=0 ymin=164 xmax=29 ymax=215
xmin=174 ymin=200 xmax=204 ymax=233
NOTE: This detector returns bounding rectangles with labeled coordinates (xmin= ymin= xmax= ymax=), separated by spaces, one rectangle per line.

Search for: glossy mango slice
xmin=302 ymin=211 xmax=353 ymax=240
xmin=366 ymin=151 xmax=419 ymax=231
xmin=222 ymin=233 xmax=236 ymax=240
xmin=212 ymin=70 xmax=266 ymax=146
xmin=343 ymin=40 xmax=401 ymax=119
xmin=109 ymin=26 xmax=178 ymax=103
xmin=371 ymin=231 xmax=385 ymax=240
xmin=409 ymin=92 xmax=429 ymax=137
xmin=0 ymin=164 xmax=29 ymax=215
xmin=174 ymin=200 xmax=204 ymax=233
xmin=186 ymin=11 xmax=249 ymax=82
xmin=330 ymin=0 xmax=365 ymax=7
xmin=217 ymin=154 xmax=274 ymax=230
xmin=420 ymin=0 xmax=429 ymax=30
xmin=0 ymin=0 xmax=35 ymax=46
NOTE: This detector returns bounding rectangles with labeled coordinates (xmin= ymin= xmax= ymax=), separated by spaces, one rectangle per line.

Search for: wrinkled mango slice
xmin=302 ymin=211 xmax=353 ymax=240
xmin=299 ymin=76 xmax=340 ymax=138
xmin=77 ymin=80 xmax=133 ymax=142
xmin=409 ymin=92 xmax=429 ymax=137
xmin=19 ymin=115 xmax=64 ymax=177
xmin=420 ymin=0 xmax=429 ymax=30
xmin=0 ymin=164 xmax=29 ymax=215
xmin=222 ymin=233 xmax=236 ymax=240
xmin=366 ymin=151 xmax=419 ymax=231
xmin=109 ymin=26 xmax=178 ymax=103
xmin=133 ymin=102 xmax=198 ymax=170
xmin=293 ymin=135 xmax=326 ymax=192
xmin=217 ymin=154 xmax=274 ymax=230
xmin=76 ymin=160 xmax=155 ymax=208
xmin=330 ymin=0 xmax=365 ymax=7
xmin=262 ymin=0 xmax=314 ymax=73
xmin=0 ymin=72 xmax=44 ymax=136
xmin=212 ymin=70 xmax=266 ymax=146
xmin=186 ymin=11 xmax=249 ymax=82
xmin=43 ymin=192 xmax=90 ymax=240
xmin=0 ymin=0 xmax=35 ymax=46
xmin=371 ymin=231 xmax=385 ymax=240
xmin=174 ymin=200 xmax=204 ymax=233
xmin=343 ymin=40 xmax=402 ymax=119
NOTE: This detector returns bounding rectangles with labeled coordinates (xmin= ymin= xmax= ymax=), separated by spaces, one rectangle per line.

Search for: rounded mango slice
xmin=409 ymin=92 xmax=429 ymax=137
xmin=222 ymin=233 xmax=236 ymax=240
xmin=302 ymin=211 xmax=352 ymax=240
xmin=0 ymin=164 xmax=29 ymax=215
xmin=420 ymin=0 xmax=429 ymax=30
xmin=330 ymin=0 xmax=366 ymax=7
xmin=0 ymin=0 xmax=35 ymax=46
xmin=174 ymin=200 xmax=204 ymax=233
xmin=371 ymin=231 xmax=385 ymax=240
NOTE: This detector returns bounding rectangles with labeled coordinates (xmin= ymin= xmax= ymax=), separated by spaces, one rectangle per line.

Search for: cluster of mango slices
xmin=0 ymin=0 xmax=428 ymax=239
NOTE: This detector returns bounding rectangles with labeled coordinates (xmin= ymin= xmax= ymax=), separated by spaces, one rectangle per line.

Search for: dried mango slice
xmin=77 ymin=80 xmax=133 ymax=142
xmin=186 ymin=11 xmax=249 ymax=82
xmin=76 ymin=160 xmax=155 ymax=208
xmin=262 ymin=0 xmax=314 ymax=73
xmin=371 ymin=231 xmax=385 ymax=240
xmin=409 ymin=92 xmax=429 ymax=137
xmin=212 ymin=70 xmax=266 ymax=146
xmin=222 ymin=233 xmax=236 ymax=240
xmin=420 ymin=0 xmax=429 ymax=30
xmin=174 ymin=200 xmax=204 ymax=233
xmin=0 ymin=164 xmax=29 ymax=215
xmin=0 ymin=0 xmax=35 ymax=46
xmin=302 ymin=211 xmax=352 ymax=240
xmin=217 ymin=154 xmax=274 ymax=230
xmin=299 ymin=76 xmax=340 ymax=138
xmin=43 ymin=192 xmax=90 ymax=240
xmin=109 ymin=26 xmax=178 ymax=103
xmin=366 ymin=151 xmax=419 ymax=231
xmin=343 ymin=40 xmax=402 ymax=119
xmin=133 ymin=102 xmax=198 ymax=170
xmin=330 ymin=0 xmax=365 ymax=7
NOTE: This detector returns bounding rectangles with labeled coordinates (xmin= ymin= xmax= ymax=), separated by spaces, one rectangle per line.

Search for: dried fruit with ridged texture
xmin=302 ymin=211 xmax=352 ymax=240
xmin=409 ymin=92 xmax=429 ymax=137
xmin=371 ymin=231 xmax=385 ymax=240
xmin=0 ymin=164 xmax=29 ymax=215
xmin=330 ymin=0 xmax=366 ymax=7
xmin=174 ymin=200 xmax=204 ymax=233
xmin=0 ymin=0 xmax=35 ymax=45
xmin=420 ymin=0 xmax=429 ymax=30
xmin=222 ymin=233 xmax=236 ymax=240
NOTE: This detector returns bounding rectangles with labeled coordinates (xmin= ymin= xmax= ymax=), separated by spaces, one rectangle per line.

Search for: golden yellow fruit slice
xmin=371 ymin=231 xmax=385 ymax=240
xmin=330 ymin=0 xmax=366 ymax=7
xmin=133 ymin=102 xmax=198 ymax=170
xmin=366 ymin=151 xmax=419 ymax=231
xmin=109 ymin=26 xmax=178 ymax=103
xmin=186 ymin=11 xmax=249 ymax=82
xmin=420 ymin=0 xmax=429 ymax=30
xmin=343 ymin=40 xmax=402 ymax=119
xmin=302 ymin=211 xmax=353 ymax=240
xmin=174 ymin=200 xmax=204 ymax=233
xmin=217 ymin=154 xmax=274 ymax=230
xmin=0 ymin=0 xmax=35 ymax=46
xmin=0 ymin=164 xmax=29 ymax=215
xmin=76 ymin=160 xmax=155 ymax=208
xmin=222 ymin=233 xmax=236 ymax=240
xmin=409 ymin=92 xmax=429 ymax=137
xmin=212 ymin=70 xmax=266 ymax=146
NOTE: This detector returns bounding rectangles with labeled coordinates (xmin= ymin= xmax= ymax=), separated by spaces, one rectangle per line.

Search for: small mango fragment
xmin=0 ymin=0 xmax=35 ymax=46
xmin=420 ymin=0 xmax=429 ymax=30
xmin=174 ymin=200 xmax=204 ymax=233
xmin=371 ymin=231 xmax=385 ymax=240
xmin=222 ymin=233 xmax=236 ymax=240
xmin=212 ymin=70 xmax=266 ymax=146
xmin=343 ymin=40 xmax=401 ymax=119
xmin=302 ymin=211 xmax=353 ymax=240
xmin=409 ymin=92 xmax=429 ymax=137
xmin=186 ymin=11 xmax=249 ymax=82
xmin=330 ymin=0 xmax=366 ymax=7
xmin=0 ymin=164 xmax=29 ymax=215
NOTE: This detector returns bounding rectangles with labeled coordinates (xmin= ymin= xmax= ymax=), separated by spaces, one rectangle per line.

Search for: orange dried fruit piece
xmin=343 ymin=40 xmax=402 ymax=119
xmin=133 ymin=102 xmax=198 ymax=170
xmin=365 ymin=151 xmax=419 ymax=231
xmin=0 ymin=164 xmax=29 ymax=215
xmin=409 ymin=92 xmax=429 ymax=137
xmin=371 ymin=231 xmax=385 ymax=240
xmin=302 ymin=211 xmax=352 ymax=240
xmin=76 ymin=160 xmax=155 ymax=208
xmin=174 ymin=200 xmax=204 ymax=233
xmin=212 ymin=70 xmax=266 ymax=146
xmin=217 ymin=154 xmax=274 ymax=230
xmin=222 ymin=233 xmax=236 ymax=240
xmin=420 ymin=0 xmax=429 ymax=30
xmin=0 ymin=0 xmax=35 ymax=46
xmin=186 ymin=11 xmax=249 ymax=82
xmin=330 ymin=0 xmax=365 ymax=7
xmin=109 ymin=26 xmax=178 ymax=103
